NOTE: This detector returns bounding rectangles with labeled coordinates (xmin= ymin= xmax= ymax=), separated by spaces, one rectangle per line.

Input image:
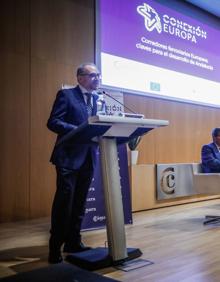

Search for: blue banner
xmin=82 ymin=144 xmax=132 ymax=230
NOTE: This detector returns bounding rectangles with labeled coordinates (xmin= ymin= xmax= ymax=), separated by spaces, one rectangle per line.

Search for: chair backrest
xmin=191 ymin=163 xmax=220 ymax=195
xmin=192 ymin=163 xmax=203 ymax=174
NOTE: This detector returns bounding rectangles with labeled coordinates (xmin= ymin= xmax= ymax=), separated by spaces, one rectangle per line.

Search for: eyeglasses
xmin=80 ymin=72 xmax=101 ymax=79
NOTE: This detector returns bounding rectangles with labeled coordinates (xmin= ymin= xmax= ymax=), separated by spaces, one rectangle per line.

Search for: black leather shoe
xmin=48 ymin=251 xmax=63 ymax=264
xmin=63 ymin=242 xmax=91 ymax=253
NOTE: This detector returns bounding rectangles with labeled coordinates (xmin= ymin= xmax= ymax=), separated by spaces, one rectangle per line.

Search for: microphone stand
xmin=97 ymin=90 xmax=144 ymax=118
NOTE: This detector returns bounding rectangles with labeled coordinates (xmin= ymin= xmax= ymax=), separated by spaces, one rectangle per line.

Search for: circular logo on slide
xmin=137 ymin=3 xmax=162 ymax=33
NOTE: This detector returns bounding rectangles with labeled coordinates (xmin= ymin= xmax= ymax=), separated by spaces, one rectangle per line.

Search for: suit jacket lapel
xmin=211 ymin=142 xmax=220 ymax=160
xmin=73 ymin=86 xmax=88 ymax=119
xmin=74 ymin=85 xmax=85 ymax=103
xmin=92 ymin=95 xmax=98 ymax=116
xmin=74 ymin=85 xmax=98 ymax=117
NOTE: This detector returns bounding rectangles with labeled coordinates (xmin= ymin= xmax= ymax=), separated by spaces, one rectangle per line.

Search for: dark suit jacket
xmin=201 ymin=142 xmax=220 ymax=173
xmin=47 ymin=86 xmax=99 ymax=170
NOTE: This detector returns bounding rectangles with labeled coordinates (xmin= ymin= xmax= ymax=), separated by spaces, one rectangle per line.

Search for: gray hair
xmin=76 ymin=63 xmax=97 ymax=76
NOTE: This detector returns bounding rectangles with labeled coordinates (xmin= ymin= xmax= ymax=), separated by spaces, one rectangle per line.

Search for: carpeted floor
xmin=0 ymin=262 xmax=119 ymax=282
xmin=0 ymin=246 xmax=119 ymax=282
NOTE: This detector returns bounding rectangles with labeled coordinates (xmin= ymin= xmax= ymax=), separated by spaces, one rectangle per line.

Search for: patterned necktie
xmin=85 ymin=93 xmax=93 ymax=116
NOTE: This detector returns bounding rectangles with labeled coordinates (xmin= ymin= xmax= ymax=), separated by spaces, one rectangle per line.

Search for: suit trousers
xmin=49 ymin=151 xmax=94 ymax=251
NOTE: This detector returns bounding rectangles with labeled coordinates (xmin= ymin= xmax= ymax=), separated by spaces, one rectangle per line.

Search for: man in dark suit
xmin=47 ymin=63 xmax=101 ymax=263
xmin=201 ymin=128 xmax=220 ymax=173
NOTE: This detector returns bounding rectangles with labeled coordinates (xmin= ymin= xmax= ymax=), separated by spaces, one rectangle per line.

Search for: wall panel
xmin=0 ymin=0 xmax=30 ymax=222
xmin=0 ymin=53 xmax=30 ymax=221
xmin=125 ymin=94 xmax=220 ymax=165
xmin=29 ymin=0 xmax=95 ymax=218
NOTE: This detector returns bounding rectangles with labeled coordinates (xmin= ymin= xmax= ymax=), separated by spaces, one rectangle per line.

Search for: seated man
xmin=202 ymin=128 xmax=220 ymax=173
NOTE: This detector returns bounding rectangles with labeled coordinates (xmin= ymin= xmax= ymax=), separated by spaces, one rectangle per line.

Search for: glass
xmin=80 ymin=72 xmax=101 ymax=79
xmin=96 ymin=93 xmax=106 ymax=115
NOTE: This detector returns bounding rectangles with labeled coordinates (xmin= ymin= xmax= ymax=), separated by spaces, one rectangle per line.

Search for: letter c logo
xmin=160 ymin=167 xmax=175 ymax=194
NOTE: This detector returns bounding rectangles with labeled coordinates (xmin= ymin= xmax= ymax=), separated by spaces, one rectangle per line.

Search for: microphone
xmin=97 ymin=90 xmax=144 ymax=118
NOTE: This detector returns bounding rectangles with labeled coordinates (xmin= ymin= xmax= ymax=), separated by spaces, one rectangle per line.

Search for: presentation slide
xmin=96 ymin=0 xmax=220 ymax=107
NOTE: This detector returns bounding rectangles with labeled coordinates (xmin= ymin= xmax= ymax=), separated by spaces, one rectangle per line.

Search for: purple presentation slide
xmin=97 ymin=0 xmax=220 ymax=107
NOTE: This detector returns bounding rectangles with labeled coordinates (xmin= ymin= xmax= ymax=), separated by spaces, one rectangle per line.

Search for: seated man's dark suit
xmin=47 ymin=85 xmax=98 ymax=253
xmin=201 ymin=142 xmax=220 ymax=173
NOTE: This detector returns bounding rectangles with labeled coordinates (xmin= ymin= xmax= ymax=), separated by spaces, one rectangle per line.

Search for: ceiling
xmin=185 ymin=0 xmax=220 ymax=18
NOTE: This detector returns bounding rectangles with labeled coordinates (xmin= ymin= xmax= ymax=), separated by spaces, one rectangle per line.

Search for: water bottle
xmin=96 ymin=93 xmax=106 ymax=115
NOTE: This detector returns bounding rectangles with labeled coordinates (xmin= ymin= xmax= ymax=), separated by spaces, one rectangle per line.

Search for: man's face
xmin=77 ymin=65 xmax=101 ymax=92
xmin=214 ymin=135 xmax=220 ymax=146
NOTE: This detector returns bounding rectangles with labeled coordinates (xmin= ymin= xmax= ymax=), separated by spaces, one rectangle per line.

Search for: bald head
xmin=77 ymin=63 xmax=101 ymax=92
